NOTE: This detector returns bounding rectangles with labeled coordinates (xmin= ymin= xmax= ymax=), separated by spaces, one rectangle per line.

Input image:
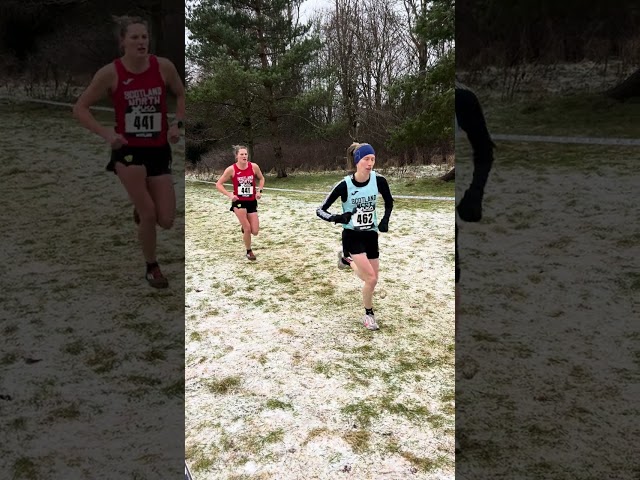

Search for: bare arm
xmin=252 ymin=163 xmax=265 ymax=191
xmin=159 ymin=58 xmax=185 ymax=143
xmin=160 ymin=57 xmax=186 ymax=121
xmin=72 ymin=64 xmax=118 ymax=142
xmin=216 ymin=166 xmax=236 ymax=200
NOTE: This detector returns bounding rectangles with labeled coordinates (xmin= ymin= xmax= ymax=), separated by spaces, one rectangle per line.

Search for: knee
xmin=251 ymin=227 xmax=259 ymax=236
xmin=138 ymin=209 xmax=157 ymax=225
xmin=365 ymin=272 xmax=377 ymax=287
xmin=157 ymin=216 xmax=174 ymax=230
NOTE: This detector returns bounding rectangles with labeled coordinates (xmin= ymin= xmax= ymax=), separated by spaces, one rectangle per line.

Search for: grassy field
xmin=185 ymin=178 xmax=455 ymax=479
xmin=455 ymin=83 xmax=640 ymax=478
xmin=482 ymin=93 xmax=640 ymax=138
xmin=1 ymin=99 xmax=185 ymax=479
xmin=189 ymin=167 xmax=456 ymax=199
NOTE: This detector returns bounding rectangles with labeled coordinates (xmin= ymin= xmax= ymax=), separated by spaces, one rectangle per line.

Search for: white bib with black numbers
xmin=125 ymin=106 xmax=162 ymax=136
xmin=352 ymin=208 xmax=375 ymax=229
xmin=238 ymin=183 xmax=254 ymax=197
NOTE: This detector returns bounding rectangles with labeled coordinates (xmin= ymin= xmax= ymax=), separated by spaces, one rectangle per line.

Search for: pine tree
xmin=187 ymin=0 xmax=320 ymax=177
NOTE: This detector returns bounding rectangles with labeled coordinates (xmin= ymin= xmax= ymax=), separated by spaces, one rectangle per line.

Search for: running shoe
xmin=362 ymin=313 xmax=379 ymax=330
xmin=337 ymin=251 xmax=352 ymax=270
xmin=246 ymin=250 xmax=257 ymax=261
xmin=146 ymin=264 xmax=169 ymax=288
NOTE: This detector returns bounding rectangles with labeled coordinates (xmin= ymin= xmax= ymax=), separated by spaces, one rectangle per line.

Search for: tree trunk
xmin=256 ymin=6 xmax=286 ymax=178
xmin=439 ymin=167 xmax=455 ymax=182
xmin=266 ymin=92 xmax=286 ymax=177
xmin=606 ymin=68 xmax=640 ymax=101
xmin=276 ymin=163 xmax=287 ymax=178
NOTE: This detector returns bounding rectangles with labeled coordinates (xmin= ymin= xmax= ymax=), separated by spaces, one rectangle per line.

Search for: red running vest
xmin=232 ymin=162 xmax=256 ymax=201
xmin=111 ymin=55 xmax=168 ymax=147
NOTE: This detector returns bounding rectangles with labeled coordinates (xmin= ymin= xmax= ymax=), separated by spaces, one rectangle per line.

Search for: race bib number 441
xmin=238 ymin=184 xmax=254 ymax=196
xmin=125 ymin=112 xmax=162 ymax=136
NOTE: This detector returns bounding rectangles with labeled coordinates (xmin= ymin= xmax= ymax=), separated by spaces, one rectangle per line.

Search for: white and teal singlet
xmin=342 ymin=171 xmax=379 ymax=232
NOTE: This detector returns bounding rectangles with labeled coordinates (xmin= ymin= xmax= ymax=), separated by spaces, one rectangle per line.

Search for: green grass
xmin=482 ymin=93 xmax=640 ymax=138
xmin=341 ymin=401 xmax=380 ymax=427
xmin=313 ymin=361 xmax=334 ymax=377
xmin=163 ymin=380 xmax=185 ymax=398
xmin=265 ymin=399 xmax=293 ymax=410
xmin=4 ymin=324 xmax=19 ymax=335
xmin=1 ymin=101 xmax=115 ymax=133
xmin=265 ymin=172 xmax=454 ymax=197
xmin=187 ymin=170 xmax=454 ymax=198
xmin=8 ymin=417 xmax=27 ymax=430
xmin=47 ymin=403 xmax=81 ymax=421
xmin=302 ymin=427 xmax=330 ymax=445
xmin=454 ymin=91 xmax=640 ymax=173
xmin=186 ymin=444 xmax=218 ymax=473
xmin=457 ymin=140 xmax=636 ymax=172
xmin=126 ymin=376 xmax=162 ymax=387
xmin=620 ymin=272 xmax=640 ymax=292
xmin=62 ymin=339 xmax=85 ymax=356
xmin=341 ymin=395 xmax=448 ymax=430
xmin=12 ymin=457 xmax=38 ymax=480
xmin=1 ymin=352 xmax=18 ymax=366
xmin=140 ymin=348 xmax=167 ymax=362
xmin=205 ymin=376 xmax=241 ymax=394
xmin=400 ymin=451 xmax=449 ymax=472
xmin=261 ymin=428 xmax=285 ymax=445
xmin=342 ymin=429 xmax=371 ymax=453
xmin=85 ymin=345 xmax=118 ymax=374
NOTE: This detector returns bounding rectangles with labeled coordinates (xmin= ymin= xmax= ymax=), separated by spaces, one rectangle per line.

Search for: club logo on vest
xmin=131 ymin=105 xmax=158 ymax=114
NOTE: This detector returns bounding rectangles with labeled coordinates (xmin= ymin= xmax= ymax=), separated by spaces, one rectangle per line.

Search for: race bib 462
xmin=352 ymin=209 xmax=374 ymax=229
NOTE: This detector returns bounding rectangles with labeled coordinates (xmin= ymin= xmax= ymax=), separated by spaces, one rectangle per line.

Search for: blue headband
xmin=354 ymin=144 xmax=375 ymax=164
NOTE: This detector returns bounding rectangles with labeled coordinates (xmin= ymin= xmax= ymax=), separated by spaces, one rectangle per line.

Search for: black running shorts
xmin=230 ymin=200 xmax=258 ymax=213
xmin=342 ymin=228 xmax=379 ymax=260
xmin=108 ymin=144 xmax=172 ymax=177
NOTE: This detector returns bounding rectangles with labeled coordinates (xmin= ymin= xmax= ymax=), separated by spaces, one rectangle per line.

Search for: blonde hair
xmin=112 ymin=15 xmax=149 ymax=43
xmin=346 ymin=142 xmax=362 ymax=170
xmin=346 ymin=142 xmax=376 ymax=170
xmin=233 ymin=145 xmax=249 ymax=159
